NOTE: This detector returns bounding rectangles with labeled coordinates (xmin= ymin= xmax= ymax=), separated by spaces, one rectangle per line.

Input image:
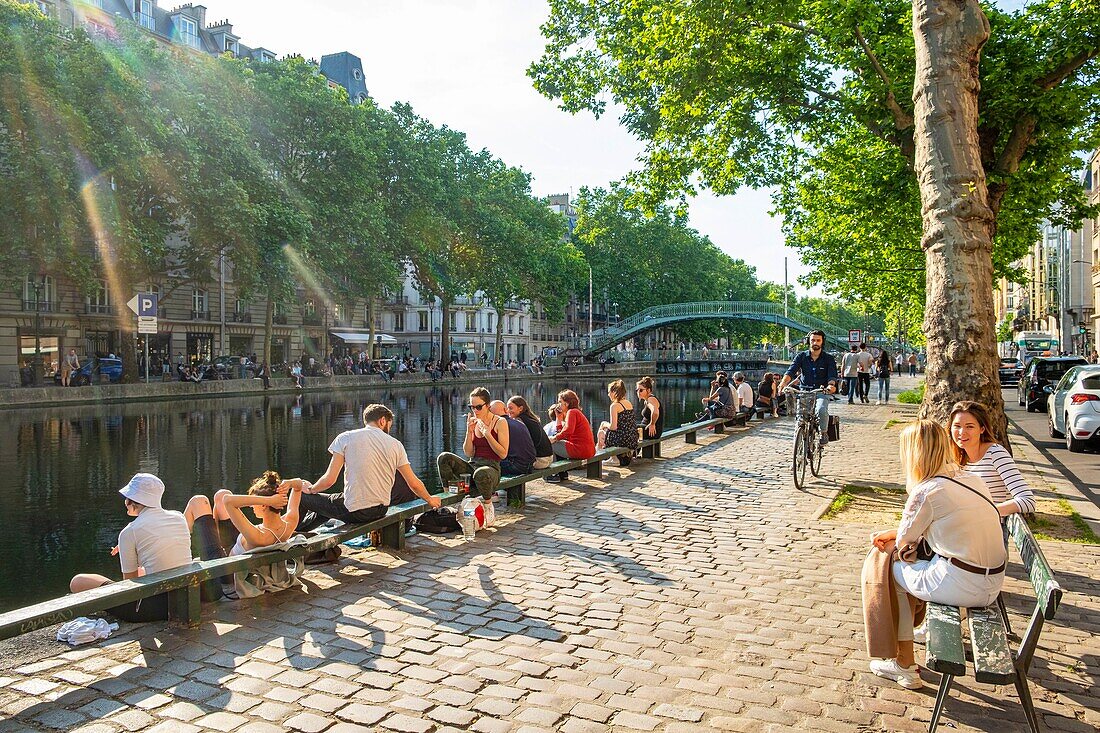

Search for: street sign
xmin=848 ymin=329 xmax=862 ymax=343
xmin=126 ymin=292 xmax=158 ymax=317
xmin=137 ymin=316 xmax=158 ymax=334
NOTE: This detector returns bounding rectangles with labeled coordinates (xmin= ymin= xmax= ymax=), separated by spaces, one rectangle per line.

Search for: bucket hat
xmin=119 ymin=473 xmax=164 ymax=509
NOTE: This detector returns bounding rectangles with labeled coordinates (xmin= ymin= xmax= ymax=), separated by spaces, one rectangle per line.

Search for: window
xmin=176 ymin=15 xmax=199 ymax=48
xmin=86 ymin=280 xmax=111 ymax=314
xmin=303 ymin=298 xmax=316 ymax=316
xmin=192 ymin=288 xmax=207 ymax=314
xmin=137 ymin=0 xmax=154 ymax=30
xmin=356 ymin=93 xmax=367 ymax=104
xmin=1007 ymin=296 xmax=1014 ymax=309
xmin=418 ymin=311 xmax=428 ymax=332
xmin=235 ymin=298 xmax=247 ymax=314
xmin=486 ymin=313 xmax=494 ymax=333
xmin=449 ymin=312 xmax=457 ymax=332
xmin=225 ymin=38 xmax=238 ymax=54
xmin=352 ymin=68 xmax=362 ymax=80
xmin=23 ymin=275 xmax=55 ymax=310
xmin=393 ymin=312 xmax=404 ymax=332
xmin=34 ymin=1 xmax=49 ymax=15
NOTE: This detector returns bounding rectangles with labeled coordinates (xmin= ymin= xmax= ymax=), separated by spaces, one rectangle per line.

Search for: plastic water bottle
xmin=460 ymin=495 xmax=479 ymax=541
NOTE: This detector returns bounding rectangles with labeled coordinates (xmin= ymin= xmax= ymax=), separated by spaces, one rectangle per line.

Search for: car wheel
xmin=1066 ymin=421 xmax=1085 ymax=453
xmin=1048 ymin=414 xmax=1063 ymax=439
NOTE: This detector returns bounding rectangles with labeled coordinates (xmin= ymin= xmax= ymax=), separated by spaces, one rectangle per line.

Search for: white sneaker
xmin=913 ymin=624 xmax=926 ymax=644
xmin=875 ymin=400 xmax=882 ymax=405
xmin=869 ymin=659 xmax=923 ymax=689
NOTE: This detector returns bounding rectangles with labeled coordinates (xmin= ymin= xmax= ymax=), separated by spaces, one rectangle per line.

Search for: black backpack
xmin=414 ymin=508 xmax=461 ymax=535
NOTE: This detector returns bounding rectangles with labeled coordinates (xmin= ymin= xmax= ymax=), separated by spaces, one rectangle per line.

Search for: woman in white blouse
xmin=948 ymin=400 xmax=1036 ymax=518
xmin=868 ymin=420 xmax=1006 ymax=689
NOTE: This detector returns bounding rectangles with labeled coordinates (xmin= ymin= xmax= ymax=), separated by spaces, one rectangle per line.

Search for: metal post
xmin=588 ymin=266 xmax=593 ymax=349
xmin=783 ymin=257 xmax=790 ymax=359
xmin=33 ymin=278 xmax=42 ymax=386
xmin=144 ymin=337 xmax=149 ymax=383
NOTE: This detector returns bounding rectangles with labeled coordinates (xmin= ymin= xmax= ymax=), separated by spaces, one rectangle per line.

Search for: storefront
xmin=329 ymin=330 xmax=398 ymax=358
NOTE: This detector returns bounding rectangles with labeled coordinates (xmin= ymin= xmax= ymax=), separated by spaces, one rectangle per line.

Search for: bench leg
xmin=685 ymin=431 xmax=697 ymax=445
xmin=168 ymin=581 xmax=201 ymax=627
xmin=1013 ymin=666 xmax=1041 ymax=733
xmin=928 ymin=673 xmax=954 ymax=733
xmin=381 ymin=520 xmax=406 ymax=550
xmin=996 ymin=592 xmax=1015 ymax=639
xmin=713 ymin=423 xmax=725 ymax=434
xmin=641 ymin=444 xmax=655 ymax=459
xmin=507 ymin=482 xmax=525 ymax=507
xmin=586 ymin=461 xmax=601 ymax=479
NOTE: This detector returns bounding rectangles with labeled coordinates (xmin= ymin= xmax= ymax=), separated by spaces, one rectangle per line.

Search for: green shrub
xmin=896 ymin=382 xmax=925 ymax=404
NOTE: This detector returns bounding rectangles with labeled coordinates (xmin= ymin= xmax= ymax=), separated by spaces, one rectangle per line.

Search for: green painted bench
xmin=0 ymin=415 xmax=739 ymax=640
xmin=924 ymin=513 xmax=1064 ymax=733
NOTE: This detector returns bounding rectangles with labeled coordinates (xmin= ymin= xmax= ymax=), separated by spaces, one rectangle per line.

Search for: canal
xmin=1 ymin=376 xmax=730 ymax=612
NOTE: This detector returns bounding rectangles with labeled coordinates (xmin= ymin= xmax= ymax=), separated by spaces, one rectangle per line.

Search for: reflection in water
xmin=0 ymin=377 xmax=711 ymax=611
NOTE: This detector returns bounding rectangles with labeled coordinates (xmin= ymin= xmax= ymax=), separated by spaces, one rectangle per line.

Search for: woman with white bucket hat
xmin=69 ymin=473 xmax=192 ymax=622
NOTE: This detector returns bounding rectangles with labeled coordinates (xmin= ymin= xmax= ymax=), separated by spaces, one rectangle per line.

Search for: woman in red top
xmin=546 ymin=389 xmax=596 ymax=483
xmin=436 ymin=387 xmax=509 ymax=501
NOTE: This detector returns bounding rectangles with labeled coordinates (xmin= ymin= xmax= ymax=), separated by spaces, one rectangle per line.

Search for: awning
xmin=330 ymin=330 xmax=397 ymax=345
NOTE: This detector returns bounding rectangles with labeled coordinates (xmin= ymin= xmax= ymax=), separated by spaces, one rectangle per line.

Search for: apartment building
xmin=1086 ymin=150 xmax=1100 ymax=355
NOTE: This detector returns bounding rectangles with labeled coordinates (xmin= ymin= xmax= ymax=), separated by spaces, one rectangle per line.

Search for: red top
xmin=472 ymin=415 xmax=504 ymax=461
xmin=556 ymin=408 xmax=596 ymax=459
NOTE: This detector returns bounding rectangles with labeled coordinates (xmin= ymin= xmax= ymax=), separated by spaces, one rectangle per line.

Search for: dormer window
xmin=352 ymin=68 xmax=362 ymax=80
xmin=356 ymin=93 xmax=367 ymax=104
xmin=176 ymin=15 xmax=199 ymax=48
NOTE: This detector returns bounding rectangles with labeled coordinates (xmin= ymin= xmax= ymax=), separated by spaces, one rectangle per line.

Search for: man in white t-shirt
xmin=856 ymin=343 xmax=875 ymax=404
xmin=299 ymin=404 xmax=440 ymax=532
xmin=732 ymin=371 xmax=754 ymax=417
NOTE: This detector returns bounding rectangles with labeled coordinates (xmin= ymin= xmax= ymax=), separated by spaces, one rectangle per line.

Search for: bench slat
xmin=968 ymin=606 xmax=1015 ymax=685
xmin=925 ymin=603 xmax=967 ymax=676
xmin=1007 ymin=514 xmax=1063 ymax=620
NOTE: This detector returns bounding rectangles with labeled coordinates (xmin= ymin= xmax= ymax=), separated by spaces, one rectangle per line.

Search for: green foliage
xmin=530 ymin=0 xmax=1100 ymax=308
xmin=897 ymin=383 xmax=926 ymax=404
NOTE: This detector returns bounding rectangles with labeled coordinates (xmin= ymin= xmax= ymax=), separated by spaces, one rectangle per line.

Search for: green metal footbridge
xmin=581 ymin=301 xmax=855 ymax=356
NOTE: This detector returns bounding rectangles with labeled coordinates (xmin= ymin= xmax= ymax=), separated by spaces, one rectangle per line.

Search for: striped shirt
xmin=965 ymin=443 xmax=1036 ymax=514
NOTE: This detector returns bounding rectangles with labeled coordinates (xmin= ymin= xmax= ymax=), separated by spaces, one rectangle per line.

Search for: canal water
xmin=0 ymin=376 xmax=726 ymax=612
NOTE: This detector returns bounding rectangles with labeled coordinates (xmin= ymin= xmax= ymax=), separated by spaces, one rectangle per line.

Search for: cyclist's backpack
xmin=827 ymin=415 xmax=841 ymax=442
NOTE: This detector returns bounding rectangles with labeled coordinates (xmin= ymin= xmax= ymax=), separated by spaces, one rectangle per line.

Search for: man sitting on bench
xmin=300 ymin=404 xmax=439 ymax=533
xmin=732 ymin=372 xmax=754 ymax=419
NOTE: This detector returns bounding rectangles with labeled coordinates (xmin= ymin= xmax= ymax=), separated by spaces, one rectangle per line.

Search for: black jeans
xmin=297 ymin=492 xmax=387 ymax=533
xmin=857 ymin=373 xmax=871 ymax=402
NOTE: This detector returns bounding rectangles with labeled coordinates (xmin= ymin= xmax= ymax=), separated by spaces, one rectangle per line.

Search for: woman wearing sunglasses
xmin=437 ymin=387 xmax=509 ymax=501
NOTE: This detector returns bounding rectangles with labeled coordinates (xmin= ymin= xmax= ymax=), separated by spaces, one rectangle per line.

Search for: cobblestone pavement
xmin=1 ymin=377 xmax=1097 ymax=732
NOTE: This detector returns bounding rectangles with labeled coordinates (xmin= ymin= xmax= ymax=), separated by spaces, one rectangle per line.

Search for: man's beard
xmin=810 ymin=344 xmax=822 ymax=353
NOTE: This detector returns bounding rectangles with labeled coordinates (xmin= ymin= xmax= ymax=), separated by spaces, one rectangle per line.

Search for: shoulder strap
xmin=934 ymin=474 xmax=1000 ymax=514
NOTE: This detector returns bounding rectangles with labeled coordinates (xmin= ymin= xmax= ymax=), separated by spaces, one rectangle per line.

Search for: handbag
xmin=827 ymin=415 xmax=841 ymax=442
xmin=839 ymin=380 xmax=849 ymax=396
xmin=414 ymin=508 xmax=461 ymax=535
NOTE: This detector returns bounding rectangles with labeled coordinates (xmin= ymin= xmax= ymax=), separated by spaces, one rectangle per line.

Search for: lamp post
xmin=427 ymin=300 xmax=436 ymax=361
xmin=32 ymin=276 xmax=44 ymax=386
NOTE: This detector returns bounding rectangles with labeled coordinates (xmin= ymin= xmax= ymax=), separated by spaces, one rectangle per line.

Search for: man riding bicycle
xmin=778 ymin=330 xmax=839 ymax=445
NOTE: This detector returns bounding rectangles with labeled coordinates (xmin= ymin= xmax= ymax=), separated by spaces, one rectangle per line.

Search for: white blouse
xmin=896 ymin=471 xmax=1007 ymax=569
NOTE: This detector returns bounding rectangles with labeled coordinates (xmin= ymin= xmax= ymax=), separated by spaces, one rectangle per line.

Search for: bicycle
xmin=783 ymin=387 xmax=828 ymax=489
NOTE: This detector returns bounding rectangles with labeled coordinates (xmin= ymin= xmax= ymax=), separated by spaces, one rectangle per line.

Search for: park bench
xmin=0 ymin=415 xmax=743 ymax=641
xmin=924 ymin=513 xmax=1063 ymax=733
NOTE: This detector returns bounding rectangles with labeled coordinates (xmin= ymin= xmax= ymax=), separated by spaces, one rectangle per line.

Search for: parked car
xmin=55 ymin=356 xmax=123 ymax=386
xmin=212 ymin=355 xmax=256 ymax=378
xmin=1017 ymin=356 xmax=1087 ymax=412
xmin=1047 ymin=365 xmax=1100 ymax=452
xmin=997 ymin=357 xmax=1022 ymax=388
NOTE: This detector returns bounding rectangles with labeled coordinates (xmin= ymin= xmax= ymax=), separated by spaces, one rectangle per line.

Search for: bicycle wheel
xmin=792 ymin=426 xmax=808 ymax=490
xmin=810 ymin=426 xmax=823 ymax=477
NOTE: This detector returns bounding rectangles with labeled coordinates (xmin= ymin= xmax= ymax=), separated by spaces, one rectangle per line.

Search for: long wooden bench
xmin=924 ymin=513 xmax=1063 ymax=733
xmin=0 ymin=415 xmax=743 ymax=641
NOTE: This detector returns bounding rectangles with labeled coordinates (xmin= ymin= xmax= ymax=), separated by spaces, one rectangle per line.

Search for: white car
xmin=1047 ymin=365 xmax=1100 ymax=452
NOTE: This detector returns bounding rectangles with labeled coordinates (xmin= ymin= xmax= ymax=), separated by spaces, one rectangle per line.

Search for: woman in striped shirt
xmin=948 ymin=401 xmax=1036 ymax=517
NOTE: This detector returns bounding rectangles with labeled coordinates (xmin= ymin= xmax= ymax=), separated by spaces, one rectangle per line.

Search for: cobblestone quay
xmin=1 ymin=377 xmax=1097 ymax=732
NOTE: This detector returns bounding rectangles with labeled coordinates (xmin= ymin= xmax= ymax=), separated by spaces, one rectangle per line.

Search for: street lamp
xmin=427 ymin=300 xmax=436 ymax=361
xmin=31 ymin=275 xmax=45 ymax=386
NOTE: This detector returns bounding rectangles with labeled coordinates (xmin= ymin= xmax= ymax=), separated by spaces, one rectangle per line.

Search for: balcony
xmin=302 ymin=313 xmax=322 ymax=326
xmin=273 ymin=314 xmax=288 ymax=325
xmin=190 ymin=310 xmax=211 ymax=321
xmin=229 ymin=312 xmax=252 ymax=323
xmin=384 ymin=295 xmax=408 ymax=306
xmin=505 ymin=300 xmax=523 ymax=310
xmin=21 ymin=300 xmax=58 ymax=313
xmin=454 ymin=295 xmax=481 ymax=307
xmin=84 ymin=304 xmax=113 ymax=315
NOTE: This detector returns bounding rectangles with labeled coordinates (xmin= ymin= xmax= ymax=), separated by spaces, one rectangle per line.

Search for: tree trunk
xmin=441 ymin=298 xmax=451 ymax=363
xmin=263 ymin=296 xmax=274 ymax=369
xmin=367 ymin=297 xmax=376 ymax=359
xmin=912 ymin=0 xmax=1005 ymax=436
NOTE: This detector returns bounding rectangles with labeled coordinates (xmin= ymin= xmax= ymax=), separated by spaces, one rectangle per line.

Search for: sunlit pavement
xmin=1 ymin=375 xmax=1097 ymax=732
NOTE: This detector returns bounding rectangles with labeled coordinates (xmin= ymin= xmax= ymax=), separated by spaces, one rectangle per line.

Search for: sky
xmin=198 ymin=0 xmax=1033 ymax=296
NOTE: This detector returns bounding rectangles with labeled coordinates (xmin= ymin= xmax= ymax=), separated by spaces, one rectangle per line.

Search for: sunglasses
xmin=468 ymin=403 xmax=487 ymax=411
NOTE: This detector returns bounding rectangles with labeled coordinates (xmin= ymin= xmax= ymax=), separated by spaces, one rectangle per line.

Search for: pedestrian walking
xmin=841 ymin=345 xmax=859 ymax=404
xmin=908 ymin=353 xmax=918 ymax=377
xmin=895 ymin=352 xmax=904 ymax=376
xmin=876 ymin=349 xmax=891 ymax=404
xmin=856 ymin=343 xmax=874 ymax=404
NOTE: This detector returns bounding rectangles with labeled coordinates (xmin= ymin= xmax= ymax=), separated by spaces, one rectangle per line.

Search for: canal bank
xmin=0 ymin=361 xmax=658 ymax=410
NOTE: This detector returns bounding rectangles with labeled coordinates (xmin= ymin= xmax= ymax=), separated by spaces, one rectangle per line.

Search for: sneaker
xmin=545 ymin=473 xmax=564 ymax=483
xmin=913 ymin=624 xmax=926 ymax=644
xmin=875 ymin=400 xmax=882 ymax=405
xmin=869 ymin=659 xmax=923 ymax=689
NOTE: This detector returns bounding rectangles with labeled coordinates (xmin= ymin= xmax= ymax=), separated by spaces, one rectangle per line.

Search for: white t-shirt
xmin=117 ymin=508 xmax=192 ymax=576
xmin=329 ymin=425 xmax=410 ymax=511
xmin=856 ymin=351 xmax=875 ymax=373
xmin=734 ymin=382 xmax=753 ymax=410
xmin=841 ymin=352 xmax=860 ymax=377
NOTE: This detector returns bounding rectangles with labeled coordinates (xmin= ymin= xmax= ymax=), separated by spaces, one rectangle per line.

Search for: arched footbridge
xmin=582 ymin=301 xmax=856 ymax=356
